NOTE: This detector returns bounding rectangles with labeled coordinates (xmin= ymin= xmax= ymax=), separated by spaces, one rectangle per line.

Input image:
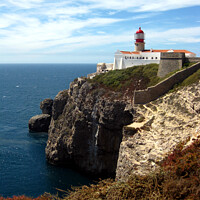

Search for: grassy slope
xmin=89 ymin=62 xmax=198 ymax=97
xmin=89 ymin=64 xmax=160 ymax=91
xmin=170 ymin=68 xmax=200 ymax=93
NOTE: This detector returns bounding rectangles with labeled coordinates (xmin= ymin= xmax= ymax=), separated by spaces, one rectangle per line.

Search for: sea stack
xmin=28 ymin=98 xmax=53 ymax=132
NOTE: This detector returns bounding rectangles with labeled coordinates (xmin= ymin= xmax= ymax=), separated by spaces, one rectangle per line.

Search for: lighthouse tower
xmin=134 ymin=27 xmax=145 ymax=51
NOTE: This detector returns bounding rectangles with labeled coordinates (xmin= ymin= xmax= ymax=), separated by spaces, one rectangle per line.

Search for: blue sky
xmin=0 ymin=0 xmax=200 ymax=63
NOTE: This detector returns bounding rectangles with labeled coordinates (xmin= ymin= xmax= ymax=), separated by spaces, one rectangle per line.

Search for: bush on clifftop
xmin=89 ymin=64 xmax=160 ymax=93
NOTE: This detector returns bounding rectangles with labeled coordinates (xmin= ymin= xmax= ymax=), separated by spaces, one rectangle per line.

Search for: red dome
xmin=136 ymin=27 xmax=144 ymax=34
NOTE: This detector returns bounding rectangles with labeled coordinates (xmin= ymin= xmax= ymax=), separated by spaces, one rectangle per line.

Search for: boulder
xmin=29 ymin=114 xmax=51 ymax=132
xmin=40 ymin=98 xmax=53 ymax=115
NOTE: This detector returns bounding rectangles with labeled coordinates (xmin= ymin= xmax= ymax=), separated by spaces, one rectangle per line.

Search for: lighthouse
xmin=134 ymin=27 xmax=145 ymax=51
xmin=111 ymin=27 xmax=196 ymax=71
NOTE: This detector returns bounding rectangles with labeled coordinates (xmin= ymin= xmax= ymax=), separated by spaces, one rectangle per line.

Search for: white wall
xmin=113 ymin=51 xmax=160 ymax=70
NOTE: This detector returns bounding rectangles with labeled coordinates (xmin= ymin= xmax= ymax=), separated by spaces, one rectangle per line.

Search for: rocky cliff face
xmin=43 ymin=75 xmax=200 ymax=181
xmin=45 ymin=77 xmax=133 ymax=177
xmin=116 ymin=81 xmax=200 ymax=181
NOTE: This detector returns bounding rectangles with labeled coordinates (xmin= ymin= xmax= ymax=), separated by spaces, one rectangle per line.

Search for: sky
xmin=0 ymin=0 xmax=200 ymax=63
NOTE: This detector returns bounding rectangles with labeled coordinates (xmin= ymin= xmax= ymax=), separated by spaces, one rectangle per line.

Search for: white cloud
xmin=136 ymin=0 xmax=200 ymax=12
xmin=5 ymin=0 xmax=44 ymax=9
xmin=147 ymin=27 xmax=200 ymax=44
xmin=80 ymin=0 xmax=200 ymax=12
xmin=0 ymin=12 xmax=125 ymax=54
xmin=0 ymin=0 xmax=200 ymax=61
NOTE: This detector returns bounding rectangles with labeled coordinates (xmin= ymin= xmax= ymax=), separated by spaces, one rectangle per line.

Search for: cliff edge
xmin=29 ymin=64 xmax=200 ymax=182
xmin=116 ymin=80 xmax=200 ymax=181
xmin=45 ymin=77 xmax=133 ymax=177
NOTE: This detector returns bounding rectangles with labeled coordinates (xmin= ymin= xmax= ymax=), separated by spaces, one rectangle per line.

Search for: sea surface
xmin=0 ymin=64 xmax=96 ymax=198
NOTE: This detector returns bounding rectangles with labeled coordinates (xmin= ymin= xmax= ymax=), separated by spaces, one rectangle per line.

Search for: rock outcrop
xmin=116 ymin=81 xmax=200 ymax=181
xmin=40 ymin=98 xmax=53 ymax=115
xmin=28 ymin=114 xmax=51 ymax=132
xmin=45 ymin=77 xmax=133 ymax=177
xmin=28 ymin=98 xmax=53 ymax=132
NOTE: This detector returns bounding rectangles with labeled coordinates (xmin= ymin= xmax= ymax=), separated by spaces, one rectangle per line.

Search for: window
xmin=146 ymin=57 xmax=148 ymax=59
xmin=143 ymin=57 xmax=144 ymax=59
xmin=155 ymin=57 xmax=158 ymax=59
xmin=151 ymin=57 xmax=153 ymax=59
xmin=132 ymin=57 xmax=134 ymax=59
xmin=137 ymin=57 xmax=138 ymax=59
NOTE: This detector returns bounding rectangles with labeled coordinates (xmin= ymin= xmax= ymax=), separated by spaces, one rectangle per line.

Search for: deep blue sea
xmin=0 ymin=64 xmax=96 ymax=198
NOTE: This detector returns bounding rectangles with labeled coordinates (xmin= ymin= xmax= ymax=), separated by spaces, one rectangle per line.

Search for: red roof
xmin=143 ymin=49 xmax=195 ymax=54
xmin=120 ymin=49 xmax=195 ymax=54
xmin=120 ymin=51 xmax=140 ymax=54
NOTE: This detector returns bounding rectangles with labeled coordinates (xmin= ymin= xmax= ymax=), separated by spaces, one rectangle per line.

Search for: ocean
xmin=0 ymin=64 xmax=96 ymax=198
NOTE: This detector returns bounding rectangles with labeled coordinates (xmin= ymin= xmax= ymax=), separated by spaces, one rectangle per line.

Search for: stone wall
xmin=157 ymin=52 xmax=185 ymax=77
xmin=117 ymin=82 xmax=200 ymax=181
xmin=186 ymin=57 xmax=200 ymax=63
xmin=134 ymin=62 xmax=200 ymax=104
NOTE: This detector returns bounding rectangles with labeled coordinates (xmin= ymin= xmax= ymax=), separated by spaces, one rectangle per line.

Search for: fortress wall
xmin=157 ymin=52 xmax=185 ymax=78
xmin=134 ymin=62 xmax=200 ymax=104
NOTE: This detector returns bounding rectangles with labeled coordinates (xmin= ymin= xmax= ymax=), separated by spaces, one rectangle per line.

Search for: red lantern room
xmin=134 ymin=27 xmax=145 ymax=51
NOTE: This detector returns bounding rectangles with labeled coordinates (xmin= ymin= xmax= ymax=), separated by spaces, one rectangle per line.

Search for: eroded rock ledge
xmin=45 ymin=77 xmax=133 ymax=177
xmin=116 ymin=81 xmax=200 ymax=181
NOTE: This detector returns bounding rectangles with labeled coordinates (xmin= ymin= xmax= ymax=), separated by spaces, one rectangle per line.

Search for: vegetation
xmin=178 ymin=68 xmax=200 ymax=87
xmin=170 ymin=68 xmax=200 ymax=93
xmin=89 ymin=64 xmax=160 ymax=92
xmin=0 ymin=196 xmax=49 ymax=200
xmin=89 ymin=62 xmax=199 ymax=97
xmin=182 ymin=62 xmax=197 ymax=68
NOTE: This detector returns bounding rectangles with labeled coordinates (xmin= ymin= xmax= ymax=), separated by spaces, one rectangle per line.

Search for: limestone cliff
xmin=116 ymin=81 xmax=200 ymax=181
xmin=43 ymin=73 xmax=200 ymax=181
xmin=45 ymin=77 xmax=133 ymax=177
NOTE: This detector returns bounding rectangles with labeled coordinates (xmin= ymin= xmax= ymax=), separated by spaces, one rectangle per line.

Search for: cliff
xmin=29 ymin=64 xmax=200 ymax=182
xmin=116 ymin=80 xmax=200 ymax=181
xmin=45 ymin=77 xmax=133 ymax=177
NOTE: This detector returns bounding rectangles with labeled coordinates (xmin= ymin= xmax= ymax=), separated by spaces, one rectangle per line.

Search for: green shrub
xmin=183 ymin=62 xmax=197 ymax=68
xmin=90 ymin=64 xmax=160 ymax=92
xmin=170 ymin=68 xmax=200 ymax=93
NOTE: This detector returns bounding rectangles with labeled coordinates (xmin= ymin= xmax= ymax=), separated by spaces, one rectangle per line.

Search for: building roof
xmin=120 ymin=51 xmax=140 ymax=54
xmin=143 ymin=49 xmax=195 ymax=54
xmin=120 ymin=49 xmax=195 ymax=55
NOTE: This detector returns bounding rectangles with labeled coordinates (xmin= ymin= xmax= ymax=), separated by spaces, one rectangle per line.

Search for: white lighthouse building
xmin=113 ymin=27 xmax=196 ymax=70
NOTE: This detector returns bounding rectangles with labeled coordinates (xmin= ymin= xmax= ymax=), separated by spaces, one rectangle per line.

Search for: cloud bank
xmin=0 ymin=0 xmax=200 ymax=62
